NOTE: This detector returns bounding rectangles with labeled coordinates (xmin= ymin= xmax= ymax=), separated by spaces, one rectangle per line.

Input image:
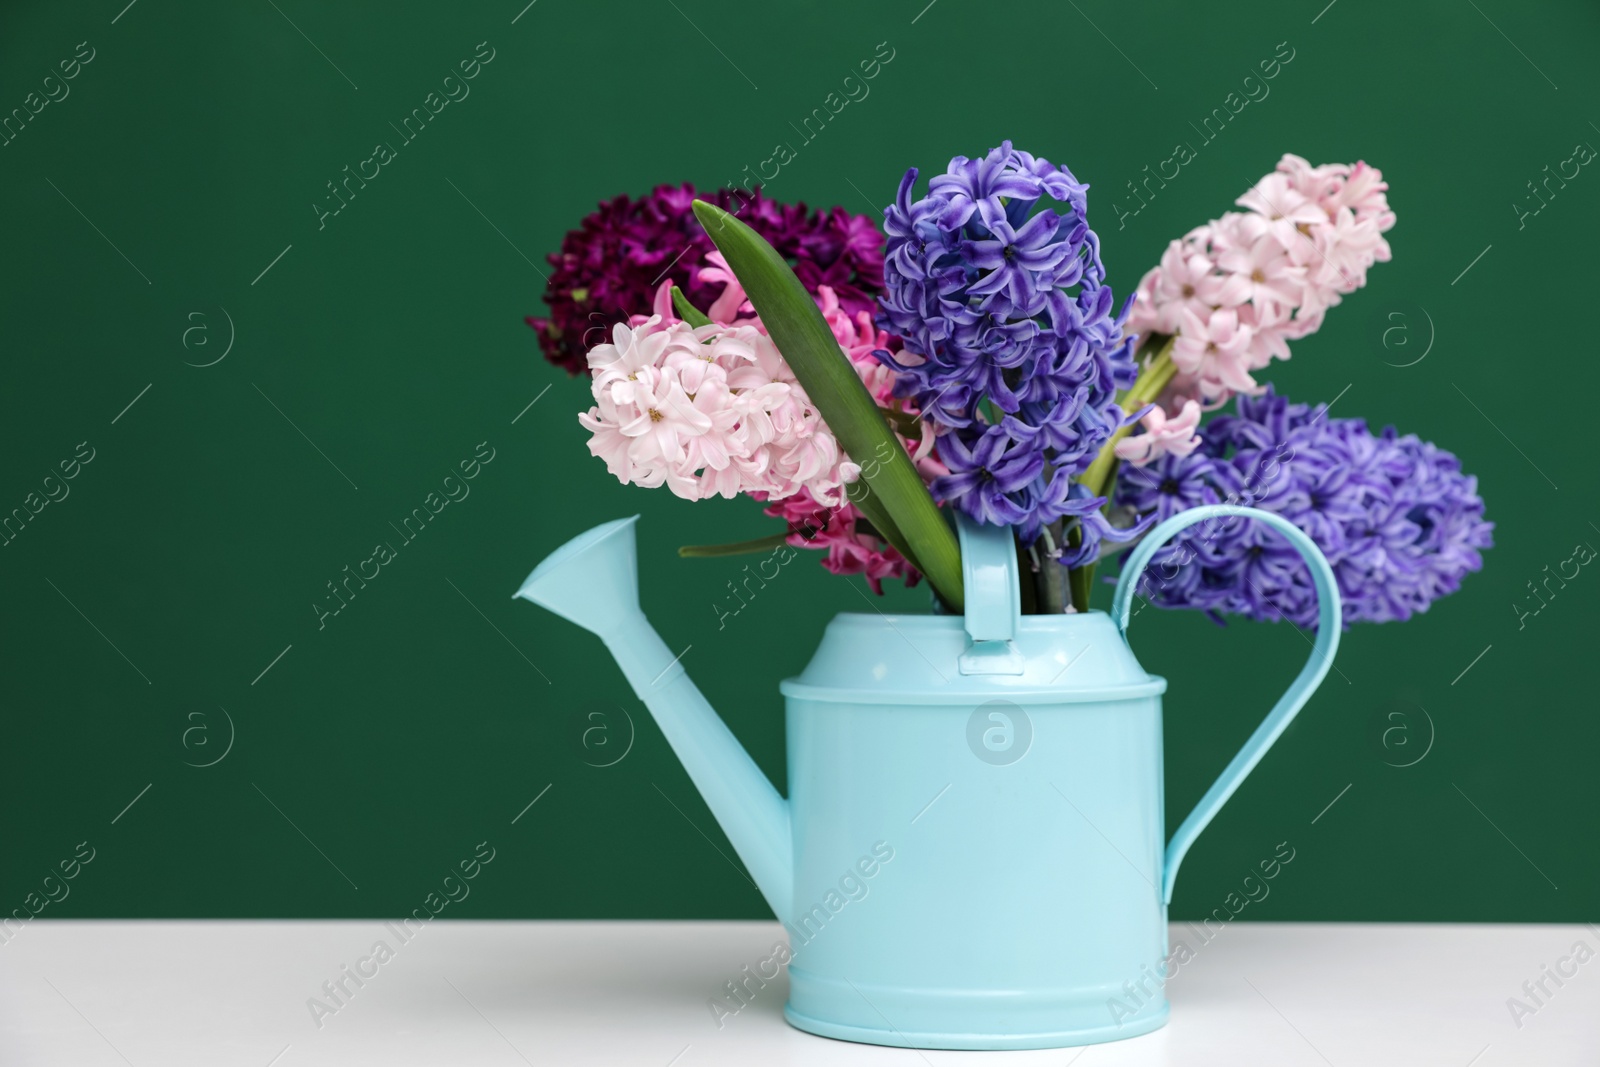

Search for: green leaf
xmin=679 ymin=532 xmax=790 ymax=558
xmin=691 ymin=199 xmax=964 ymax=609
xmin=841 ymin=478 xmax=922 ymax=574
xmin=671 ymin=286 xmax=712 ymax=328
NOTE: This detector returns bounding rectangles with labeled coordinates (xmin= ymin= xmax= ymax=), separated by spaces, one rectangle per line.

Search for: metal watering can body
xmin=516 ymin=505 xmax=1340 ymax=1051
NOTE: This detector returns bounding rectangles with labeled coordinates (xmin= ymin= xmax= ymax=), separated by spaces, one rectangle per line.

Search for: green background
xmin=2 ymin=0 xmax=1593 ymax=925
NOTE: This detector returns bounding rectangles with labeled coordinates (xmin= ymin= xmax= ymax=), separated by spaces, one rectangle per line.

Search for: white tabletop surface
xmin=3 ymin=920 xmax=1596 ymax=1065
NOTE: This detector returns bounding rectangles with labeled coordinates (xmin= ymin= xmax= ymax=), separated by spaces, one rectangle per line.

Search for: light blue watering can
xmin=516 ymin=504 xmax=1339 ymax=1050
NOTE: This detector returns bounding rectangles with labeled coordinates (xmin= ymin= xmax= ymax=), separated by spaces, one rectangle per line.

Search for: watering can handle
xmin=955 ymin=514 xmax=1024 ymax=675
xmin=1111 ymin=504 xmax=1342 ymax=905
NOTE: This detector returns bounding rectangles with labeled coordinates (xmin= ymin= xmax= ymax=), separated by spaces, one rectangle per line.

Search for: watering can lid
xmin=782 ymin=515 xmax=1162 ymax=704
xmin=779 ymin=610 xmax=1163 ymax=704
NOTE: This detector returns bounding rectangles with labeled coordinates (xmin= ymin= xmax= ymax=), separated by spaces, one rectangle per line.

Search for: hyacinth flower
xmin=874 ymin=141 xmax=1145 ymax=610
xmin=530 ymin=183 xmax=884 ymax=375
xmin=573 ymin=202 xmax=962 ymax=602
xmin=552 ymin=150 xmax=1436 ymax=617
xmin=1113 ymin=389 xmax=1492 ymax=627
xmin=543 ymin=180 xmax=934 ymax=593
xmin=1108 ymin=154 xmax=1397 ymax=469
xmin=691 ymin=199 xmax=967 ymax=608
xmin=579 ymin=314 xmax=863 ymax=505
xmin=649 ymin=263 xmax=939 ymax=592
xmin=659 ymin=262 xmax=940 ymax=591
xmin=1064 ymin=154 xmax=1398 ymax=607
xmin=649 ymin=261 xmax=941 ymax=593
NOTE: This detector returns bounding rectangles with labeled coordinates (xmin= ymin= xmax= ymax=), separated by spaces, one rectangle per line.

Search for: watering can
xmin=515 ymin=504 xmax=1339 ymax=1050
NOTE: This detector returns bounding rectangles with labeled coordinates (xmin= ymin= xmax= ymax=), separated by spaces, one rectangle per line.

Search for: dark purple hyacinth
xmin=529 ymin=184 xmax=886 ymax=374
xmin=1114 ymin=389 xmax=1493 ymax=627
xmin=874 ymin=142 xmax=1139 ymax=550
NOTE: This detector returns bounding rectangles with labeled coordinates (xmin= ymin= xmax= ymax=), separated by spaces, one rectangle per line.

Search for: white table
xmin=3 ymin=921 xmax=1596 ymax=1065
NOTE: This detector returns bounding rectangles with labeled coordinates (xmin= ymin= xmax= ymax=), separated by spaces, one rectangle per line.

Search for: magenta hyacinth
xmin=530 ymin=183 xmax=885 ymax=374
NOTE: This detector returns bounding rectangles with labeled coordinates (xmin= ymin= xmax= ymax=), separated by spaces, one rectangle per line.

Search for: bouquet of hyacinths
xmin=532 ymin=145 xmax=1491 ymax=625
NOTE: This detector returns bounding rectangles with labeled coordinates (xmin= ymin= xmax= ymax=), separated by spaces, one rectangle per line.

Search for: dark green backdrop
xmin=3 ymin=0 xmax=1593 ymax=924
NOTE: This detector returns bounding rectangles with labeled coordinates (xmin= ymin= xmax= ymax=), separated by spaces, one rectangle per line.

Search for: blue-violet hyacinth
xmin=1114 ymin=388 xmax=1493 ymax=626
xmin=875 ymin=142 xmax=1140 ymax=550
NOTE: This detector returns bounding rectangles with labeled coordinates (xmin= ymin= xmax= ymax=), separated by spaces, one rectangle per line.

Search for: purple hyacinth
xmin=874 ymin=142 xmax=1138 ymax=549
xmin=530 ymin=184 xmax=885 ymax=374
xmin=1114 ymin=389 xmax=1493 ymax=627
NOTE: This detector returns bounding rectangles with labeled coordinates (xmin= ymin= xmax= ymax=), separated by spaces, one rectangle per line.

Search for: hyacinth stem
xmin=692 ymin=199 xmax=965 ymax=610
xmin=1067 ymin=548 xmax=1094 ymax=613
xmin=1063 ymin=335 xmax=1178 ymax=612
xmin=1078 ymin=336 xmax=1178 ymax=500
xmin=1016 ymin=538 xmax=1040 ymax=614
xmin=679 ymin=533 xmax=792 ymax=558
xmin=1037 ymin=521 xmax=1068 ymax=614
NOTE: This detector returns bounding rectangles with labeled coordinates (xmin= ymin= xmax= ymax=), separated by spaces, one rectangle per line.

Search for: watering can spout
xmin=515 ymin=517 xmax=793 ymax=919
xmin=514 ymin=516 xmax=647 ymax=637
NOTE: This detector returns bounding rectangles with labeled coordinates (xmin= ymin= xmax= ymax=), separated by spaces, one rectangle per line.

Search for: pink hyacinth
xmin=1124 ymin=154 xmax=1396 ymax=461
xmin=580 ymin=317 xmax=859 ymax=505
xmin=1114 ymin=399 xmax=1202 ymax=466
xmin=758 ymin=489 xmax=918 ymax=595
xmin=589 ymin=255 xmax=941 ymax=591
